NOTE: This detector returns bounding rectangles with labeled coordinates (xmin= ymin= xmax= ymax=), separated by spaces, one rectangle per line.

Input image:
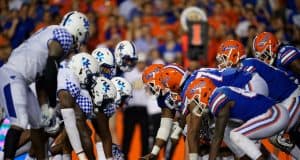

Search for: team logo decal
xmin=82 ymin=57 xmax=91 ymax=68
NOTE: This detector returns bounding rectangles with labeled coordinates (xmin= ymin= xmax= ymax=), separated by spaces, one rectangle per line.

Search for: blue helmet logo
xmin=83 ymin=18 xmax=89 ymax=30
xmin=96 ymin=52 xmax=105 ymax=62
xmin=102 ymin=81 xmax=110 ymax=93
xmin=117 ymin=80 xmax=125 ymax=91
xmin=82 ymin=57 xmax=91 ymax=68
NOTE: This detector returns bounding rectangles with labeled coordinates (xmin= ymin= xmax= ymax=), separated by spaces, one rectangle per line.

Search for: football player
xmin=253 ymin=32 xmax=300 ymax=80
xmin=181 ymin=67 xmax=270 ymax=159
xmin=92 ymin=46 xmax=117 ymax=159
xmin=92 ymin=47 xmax=116 ymax=79
xmin=0 ymin=11 xmax=89 ymax=160
xmin=141 ymin=64 xmax=188 ymax=160
xmin=91 ymin=77 xmax=132 ymax=160
xmin=91 ymin=41 xmax=137 ymax=159
xmin=217 ymin=39 xmax=300 ymax=156
xmin=253 ymin=32 xmax=300 ymax=152
xmin=184 ymin=77 xmax=289 ymax=160
xmin=90 ymin=76 xmax=117 ymax=160
xmin=57 ymin=52 xmax=99 ymax=160
xmin=114 ymin=40 xmax=138 ymax=72
xmin=110 ymin=77 xmax=132 ymax=160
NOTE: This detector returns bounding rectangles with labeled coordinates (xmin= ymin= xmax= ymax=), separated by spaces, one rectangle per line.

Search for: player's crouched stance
xmin=89 ymin=77 xmax=131 ymax=160
xmin=57 ymin=52 xmax=100 ymax=160
xmin=140 ymin=64 xmax=186 ymax=160
xmin=0 ymin=13 xmax=84 ymax=160
xmin=55 ymin=52 xmax=124 ymax=160
xmin=184 ymin=78 xmax=289 ymax=160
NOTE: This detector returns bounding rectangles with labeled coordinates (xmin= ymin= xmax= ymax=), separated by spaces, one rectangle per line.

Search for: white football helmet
xmin=69 ymin=52 xmax=99 ymax=88
xmin=111 ymin=77 xmax=132 ymax=105
xmin=114 ymin=40 xmax=138 ymax=72
xmin=92 ymin=47 xmax=116 ymax=79
xmin=91 ymin=77 xmax=117 ymax=107
xmin=60 ymin=11 xmax=89 ymax=44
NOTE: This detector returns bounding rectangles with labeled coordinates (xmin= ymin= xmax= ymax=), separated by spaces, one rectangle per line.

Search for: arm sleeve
xmin=209 ymin=88 xmax=230 ymax=116
xmin=156 ymin=93 xmax=176 ymax=110
xmin=52 ymin=28 xmax=74 ymax=54
xmin=240 ymin=59 xmax=257 ymax=73
xmin=278 ymin=46 xmax=300 ymax=66
xmin=75 ymin=90 xmax=93 ymax=115
xmin=57 ymin=68 xmax=80 ymax=98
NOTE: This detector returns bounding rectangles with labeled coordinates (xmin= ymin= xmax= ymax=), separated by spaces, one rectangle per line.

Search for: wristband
xmin=189 ymin=153 xmax=198 ymax=160
xmin=151 ymin=145 xmax=160 ymax=155
xmin=77 ymin=152 xmax=87 ymax=160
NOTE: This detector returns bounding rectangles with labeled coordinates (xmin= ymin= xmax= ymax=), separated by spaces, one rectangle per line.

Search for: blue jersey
xmin=181 ymin=68 xmax=252 ymax=100
xmin=180 ymin=68 xmax=252 ymax=112
xmin=240 ymin=58 xmax=297 ymax=102
xmin=209 ymin=86 xmax=275 ymax=122
xmin=156 ymin=92 xmax=170 ymax=109
xmin=276 ymin=44 xmax=300 ymax=80
xmin=0 ymin=60 xmax=3 ymax=68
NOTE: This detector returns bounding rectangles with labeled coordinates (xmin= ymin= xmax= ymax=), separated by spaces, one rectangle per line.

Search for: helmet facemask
xmin=253 ymin=32 xmax=279 ymax=65
xmin=216 ymin=54 xmax=232 ymax=69
xmin=115 ymin=91 xmax=132 ymax=106
xmin=100 ymin=63 xmax=116 ymax=79
xmin=102 ymin=97 xmax=115 ymax=108
xmin=185 ymin=78 xmax=215 ymax=117
xmin=254 ymin=45 xmax=275 ymax=65
xmin=189 ymin=94 xmax=208 ymax=117
xmin=119 ymin=55 xmax=138 ymax=72
xmin=148 ymin=81 xmax=162 ymax=97
xmin=91 ymin=77 xmax=117 ymax=107
xmin=80 ymin=69 xmax=98 ymax=90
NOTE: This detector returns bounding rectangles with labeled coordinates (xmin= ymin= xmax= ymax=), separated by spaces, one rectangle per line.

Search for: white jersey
xmin=57 ymin=61 xmax=93 ymax=116
xmin=4 ymin=25 xmax=73 ymax=84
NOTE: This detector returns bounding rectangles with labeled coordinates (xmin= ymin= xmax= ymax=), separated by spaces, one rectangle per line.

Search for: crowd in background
xmin=0 ymin=0 xmax=299 ymax=159
xmin=1 ymin=0 xmax=300 ymax=67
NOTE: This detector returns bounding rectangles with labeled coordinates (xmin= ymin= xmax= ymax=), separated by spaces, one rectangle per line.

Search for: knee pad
xmin=229 ymin=131 xmax=241 ymax=144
